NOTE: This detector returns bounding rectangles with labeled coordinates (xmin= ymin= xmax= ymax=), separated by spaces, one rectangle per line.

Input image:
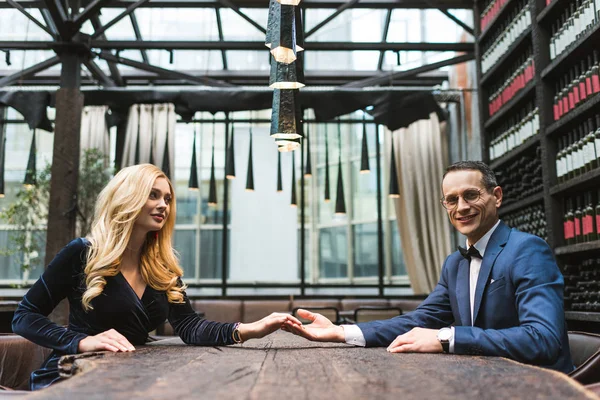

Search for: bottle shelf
xmin=555 ymin=240 xmax=600 ymax=256
xmin=565 ymin=311 xmax=600 ymax=322
xmin=480 ymin=27 xmax=532 ymax=86
xmin=536 ymin=0 xmax=565 ymax=26
xmin=484 ymin=80 xmax=535 ymax=129
xmin=541 ymin=22 xmax=600 ymax=79
xmin=489 ymin=134 xmax=539 ymax=170
xmin=498 ymin=191 xmax=544 ymax=216
xmin=549 ymin=165 xmax=600 ymax=196
xmin=545 ymin=92 xmax=600 ymax=137
xmin=479 ymin=0 xmax=518 ymax=43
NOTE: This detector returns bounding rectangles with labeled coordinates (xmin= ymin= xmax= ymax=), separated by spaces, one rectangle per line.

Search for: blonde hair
xmin=82 ymin=164 xmax=185 ymax=311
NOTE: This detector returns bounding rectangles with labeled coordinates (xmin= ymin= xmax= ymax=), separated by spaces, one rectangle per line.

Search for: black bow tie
xmin=458 ymin=246 xmax=482 ymax=262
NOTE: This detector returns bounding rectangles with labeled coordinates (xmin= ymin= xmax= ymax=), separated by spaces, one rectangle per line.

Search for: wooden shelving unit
xmin=475 ymin=0 xmax=600 ymax=326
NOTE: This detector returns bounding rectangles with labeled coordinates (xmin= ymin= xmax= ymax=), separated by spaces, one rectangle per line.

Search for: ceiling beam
xmin=0 ymin=55 xmax=61 ymax=86
xmin=129 ymin=12 xmax=149 ymax=64
xmin=90 ymin=15 xmax=125 ymax=86
xmin=377 ymin=8 xmax=392 ymax=70
xmin=6 ymin=0 xmax=56 ymax=38
xmin=216 ymin=0 xmax=265 ymax=34
xmin=0 ymin=0 xmax=473 ymax=10
xmin=305 ymin=0 xmax=359 ymax=39
xmin=72 ymin=0 xmax=109 ymax=31
xmin=42 ymin=0 xmax=69 ymax=39
xmin=343 ymin=52 xmax=473 ymax=88
xmin=91 ymin=0 xmax=151 ymax=39
xmin=215 ymin=8 xmax=228 ymax=70
xmin=438 ymin=8 xmax=474 ymax=36
xmin=96 ymin=51 xmax=235 ymax=87
xmin=82 ymin=58 xmax=117 ymax=87
xmin=0 ymin=40 xmax=474 ymax=52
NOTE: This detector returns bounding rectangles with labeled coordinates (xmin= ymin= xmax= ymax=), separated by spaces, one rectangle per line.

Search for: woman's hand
xmin=78 ymin=329 xmax=136 ymax=353
xmin=281 ymin=309 xmax=345 ymax=342
xmin=237 ymin=313 xmax=302 ymax=341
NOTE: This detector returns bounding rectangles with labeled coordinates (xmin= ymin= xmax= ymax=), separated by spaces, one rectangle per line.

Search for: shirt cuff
xmin=341 ymin=324 xmax=366 ymax=347
xmin=449 ymin=326 xmax=455 ymax=353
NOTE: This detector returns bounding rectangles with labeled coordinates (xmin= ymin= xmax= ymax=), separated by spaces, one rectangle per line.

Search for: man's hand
xmin=386 ymin=327 xmax=443 ymax=353
xmin=237 ymin=313 xmax=303 ymax=341
xmin=78 ymin=329 xmax=136 ymax=353
xmin=282 ymin=309 xmax=345 ymax=343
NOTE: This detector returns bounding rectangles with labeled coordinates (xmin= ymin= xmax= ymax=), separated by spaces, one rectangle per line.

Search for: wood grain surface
xmin=18 ymin=332 xmax=599 ymax=400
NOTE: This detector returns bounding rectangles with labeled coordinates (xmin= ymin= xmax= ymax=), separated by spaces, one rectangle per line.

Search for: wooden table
xmin=21 ymin=332 xmax=599 ymax=400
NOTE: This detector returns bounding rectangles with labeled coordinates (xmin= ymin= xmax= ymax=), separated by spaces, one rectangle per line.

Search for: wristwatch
xmin=437 ymin=327 xmax=452 ymax=353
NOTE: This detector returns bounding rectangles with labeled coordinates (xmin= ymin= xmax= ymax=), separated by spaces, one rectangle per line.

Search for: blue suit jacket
xmin=358 ymin=221 xmax=574 ymax=374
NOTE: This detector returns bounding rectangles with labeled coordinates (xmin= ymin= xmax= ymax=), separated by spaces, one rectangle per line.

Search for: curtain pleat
xmin=80 ymin=106 xmax=110 ymax=166
xmin=392 ymin=112 xmax=452 ymax=294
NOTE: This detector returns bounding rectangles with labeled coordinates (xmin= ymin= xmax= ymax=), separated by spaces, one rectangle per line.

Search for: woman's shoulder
xmin=52 ymin=238 xmax=90 ymax=266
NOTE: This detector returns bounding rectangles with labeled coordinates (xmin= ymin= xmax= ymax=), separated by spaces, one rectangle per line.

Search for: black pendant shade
xmin=324 ymin=126 xmax=330 ymax=202
xmin=225 ymin=123 xmax=236 ymax=180
xmin=188 ymin=125 xmax=199 ymax=190
xmin=276 ymin=150 xmax=283 ymax=192
xmin=304 ymin=121 xmax=312 ymax=177
xmin=334 ymin=121 xmax=346 ymax=215
xmin=246 ymin=128 xmax=255 ymax=192
xmin=24 ymin=129 xmax=37 ymax=188
xmin=291 ymin=151 xmax=297 ymax=207
xmin=360 ymin=115 xmax=370 ymax=174
xmin=269 ymin=2 xmax=297 ymax=64
xmin=0 ymin=135 xmax=5 ymax=198
xmin=269 ymin=59 xmax=305 ymax=89
xmin=389 ymin=137 xmax=400 ymax=198
xmin=162 ymin=130 xmax=171 ymax=180
xmin=271 ymin=89 xmax=300 ymax=139
xmin=208 ymin=122 xmax=218 ymax=206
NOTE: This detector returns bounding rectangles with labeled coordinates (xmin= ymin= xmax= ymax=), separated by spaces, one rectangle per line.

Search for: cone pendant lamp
xmin=334 ymin=120 xmax=346 ymax=215
xmin=276 ymin=150 xmax=283 ymax=192
xmin=291 ymin=150 xmax=297 ymax=207
xmin=24 ymin=130 xmax=37 ymax=188
xmin=225 ymin=122 xmax=236 ymax=180
xmin=389 ymin=136 xmax=400 ymax=198
xmin=304 ymin=121 xmax=312 ymax=177
xmin=208 ymin=121 xmax=218 ymax=206
xmin=188 ymin=124 xmax=199 ymax=190
xmin=360 ymin=113 xmax=370 ymax=174
xmin=246 ymin=127 xmax=255 ymax=192
xmin=324 ymin=126 xmax=330 ymax=202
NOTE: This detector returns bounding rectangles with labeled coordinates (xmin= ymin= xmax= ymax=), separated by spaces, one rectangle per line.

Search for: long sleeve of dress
xmin=168 ymin=289 xmax=236 ymax=346
xmin=12 ymin=238 xmax=89 ymax=355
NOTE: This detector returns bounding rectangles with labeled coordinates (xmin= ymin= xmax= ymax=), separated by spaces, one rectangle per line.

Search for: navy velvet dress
xmin=11 ymin=238 xmax=236 ymax=390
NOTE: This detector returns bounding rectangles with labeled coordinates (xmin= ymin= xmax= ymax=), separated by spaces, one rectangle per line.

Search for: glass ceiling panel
xmin=98 ymin=9 xmax=136 ymax=40
xmin=146 ymin=50 xmax=223 ymax=70
xmin=305 ymin=51 xmax=379 ymax=71
xmin=423 ymin=9 xmax=473 ymax=42
xmin=135 ymin=8 xmax=219 ymax=40
xmin=226 ymin=51 xmax=269 ymax=71
xmin=307 ymin=9 xmax=387 ymax=43
xmin=387 ymin=9 xmax=422 ymax=42
xmin=221 ymin=8 xmax=268 ymax=41
xmin=0 ymin=50 xmax=58 ymax=71
xmin=0 ymin=9 xmax=52 ymax=40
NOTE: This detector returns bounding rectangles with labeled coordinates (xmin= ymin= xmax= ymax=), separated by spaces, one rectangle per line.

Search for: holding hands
xmin=237 ymin=312 xmax=303 ymax=341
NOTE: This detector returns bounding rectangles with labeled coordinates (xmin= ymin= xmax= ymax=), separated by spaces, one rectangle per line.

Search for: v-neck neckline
xmin=118 ymin=272 xmax=148 ymax=301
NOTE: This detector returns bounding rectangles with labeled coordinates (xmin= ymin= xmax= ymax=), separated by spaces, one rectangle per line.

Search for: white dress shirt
xmin=342 ymin=220 xmax=502 ymax=351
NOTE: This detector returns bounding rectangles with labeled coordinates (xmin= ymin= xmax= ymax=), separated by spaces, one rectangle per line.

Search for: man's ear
xmin=493 ymin=186 xmax=503 ymax=208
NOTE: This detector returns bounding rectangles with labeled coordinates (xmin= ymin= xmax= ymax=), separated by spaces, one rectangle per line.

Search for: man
xmin=286 ymin=161 xmax=573 ymax=374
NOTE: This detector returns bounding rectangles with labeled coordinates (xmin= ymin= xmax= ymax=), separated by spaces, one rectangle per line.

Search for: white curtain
xmin=122 ymin=103 xmax=176 ymax=175
xmin=80 ymin=106 xmax=110 ymax=165
xmin=391 ymin=112 xmax=452 ymax=294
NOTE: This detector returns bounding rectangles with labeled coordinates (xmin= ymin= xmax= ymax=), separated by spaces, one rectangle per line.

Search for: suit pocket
xmin=487 ymin=277 xmax=506 ymax=295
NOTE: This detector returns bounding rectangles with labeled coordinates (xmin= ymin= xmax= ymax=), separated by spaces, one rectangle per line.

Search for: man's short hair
xmin=443 ymin=161 xmax=498 ymax=192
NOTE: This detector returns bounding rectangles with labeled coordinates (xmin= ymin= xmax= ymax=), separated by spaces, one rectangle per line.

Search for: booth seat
xmin=0 ymin=334 xmax=52 ymax=391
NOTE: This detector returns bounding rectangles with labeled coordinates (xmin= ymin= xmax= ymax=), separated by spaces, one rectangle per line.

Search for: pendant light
xmin=389 ymin=132 xmax=400 ymax=198
xmin=0 ymin=135 xmax=5 ymax=198
xmin=269 ymin=2 xmax=297 ymax=64
xmin=23 ymin=129 xmax=37 ymax=188
xmin=324 ymin=125 xmax=330 ymax=203
xmin=276 ymin=150 xmax=283 ymax=192
xmin=291 ymin=150 xmax=297 ymax=207
xmin=225 ymin=121 xmax=236 ymax=180
xmin=246 ymin=126 xmax=255 ymax=192
xmin=208 ymin=120 xmax=218 ymax=206
xmin=334 ymin=119 xmax=346 ymax=215
xmin=188 ymin=123 xmax=199 ymax=190
xmin=304 ymin=120 xmax=312 ymax=177
xmin=360 ymin=112 xmax=370 ymax=174
xmin=271 ymin=89 xmax=300 ymax=140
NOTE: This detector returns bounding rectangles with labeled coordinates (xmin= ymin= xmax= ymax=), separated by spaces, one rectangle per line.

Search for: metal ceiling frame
xmin=0 ymin=0 xmax=474 ymax=88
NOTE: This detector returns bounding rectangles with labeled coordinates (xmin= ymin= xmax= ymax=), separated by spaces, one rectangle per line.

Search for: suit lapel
xmin=471 ymin=221 xmax=510 ymax=325
xmin=456 ymin=257 xmax=472 ymax=326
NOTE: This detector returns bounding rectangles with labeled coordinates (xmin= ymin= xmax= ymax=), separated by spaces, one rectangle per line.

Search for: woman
xmin=12 ymin=164 xmax=301 ymax=390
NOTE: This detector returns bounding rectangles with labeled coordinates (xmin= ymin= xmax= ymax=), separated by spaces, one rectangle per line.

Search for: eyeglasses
xmin=440 ymin=189 xmax=483 ymax=210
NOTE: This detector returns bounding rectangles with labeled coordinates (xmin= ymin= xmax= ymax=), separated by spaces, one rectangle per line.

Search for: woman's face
xmin=133 ymin=177 xmax=172 ymax=234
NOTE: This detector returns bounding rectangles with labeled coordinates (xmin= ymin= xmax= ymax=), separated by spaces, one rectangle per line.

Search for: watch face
xmin=438 ymin=328 xmax=452 ymax=341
